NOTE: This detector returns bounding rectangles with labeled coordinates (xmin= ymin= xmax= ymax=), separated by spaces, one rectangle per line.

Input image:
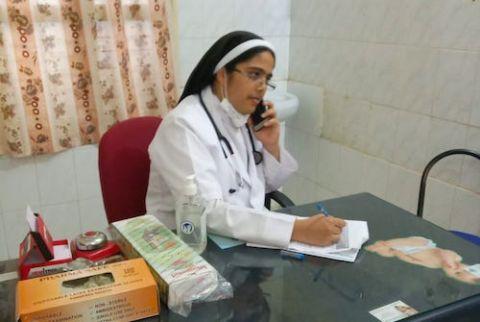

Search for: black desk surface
xmin=2 ymin=193 xmax=479 ymax=321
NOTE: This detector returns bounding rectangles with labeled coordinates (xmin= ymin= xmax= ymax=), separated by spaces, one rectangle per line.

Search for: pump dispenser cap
xmin=183 ymin=175 xmax=197 ymax=196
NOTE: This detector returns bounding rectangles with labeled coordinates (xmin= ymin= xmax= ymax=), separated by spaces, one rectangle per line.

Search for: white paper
xmin=26 ymin=205 xmax=37 ymax=232
xmin=247 ymin=220 xmax=369 ymax=262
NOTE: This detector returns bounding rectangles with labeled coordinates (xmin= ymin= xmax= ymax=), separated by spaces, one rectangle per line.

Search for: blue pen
xmin=280 ymin=250 xmax=305 ymax=260
xmin=316 ymin=202 xmax=329 ymax=216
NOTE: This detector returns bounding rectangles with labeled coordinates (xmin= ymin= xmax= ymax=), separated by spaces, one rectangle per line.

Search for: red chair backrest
xmin=98 ymin=116 xmax=162 ymax=223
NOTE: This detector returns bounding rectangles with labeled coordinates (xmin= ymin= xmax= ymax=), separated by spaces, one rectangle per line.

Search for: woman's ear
xmin=213 ymin=68 xmax=228 ymax=99
xmin=216 ymin=68 xmax=226 ymax=84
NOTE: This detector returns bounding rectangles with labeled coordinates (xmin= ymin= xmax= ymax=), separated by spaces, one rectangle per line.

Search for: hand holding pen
xmin=291 ymin=202 xmax=346 ymax=246
xmin=316 ymin=202 xmax=329 ymax=216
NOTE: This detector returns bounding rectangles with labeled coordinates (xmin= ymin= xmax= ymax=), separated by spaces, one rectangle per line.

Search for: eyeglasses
xmin=232 ymin=68 xmax=276 ymax=90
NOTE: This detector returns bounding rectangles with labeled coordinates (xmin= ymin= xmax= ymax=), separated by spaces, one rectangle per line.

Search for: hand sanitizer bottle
xmin=175 ymin=175 xmax=207 ymax=253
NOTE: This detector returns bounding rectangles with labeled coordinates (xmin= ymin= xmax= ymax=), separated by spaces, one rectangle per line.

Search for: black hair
xmin=179 ymin=31 xmax=275 ymax=103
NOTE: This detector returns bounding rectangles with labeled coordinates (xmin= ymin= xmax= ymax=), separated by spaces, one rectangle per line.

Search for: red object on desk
xmin=70 ymin=240 xmax=121 ymax=261
xmin=18 ymin=239 xmax=72 ymax=280
xmin=25 ymin=211 xmax=54 ymax=261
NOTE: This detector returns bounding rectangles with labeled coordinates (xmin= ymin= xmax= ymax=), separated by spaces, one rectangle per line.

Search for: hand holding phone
xmin=251 ymin=100 xmax=269 ymax=131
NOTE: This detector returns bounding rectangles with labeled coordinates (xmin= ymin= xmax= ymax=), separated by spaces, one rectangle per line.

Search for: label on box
xmin=16 ymin=258 xmax=159 ymax=322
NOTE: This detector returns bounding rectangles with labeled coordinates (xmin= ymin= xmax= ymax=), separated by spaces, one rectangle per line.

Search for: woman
xmin=146 ymin=31 xmax=345 ymax=248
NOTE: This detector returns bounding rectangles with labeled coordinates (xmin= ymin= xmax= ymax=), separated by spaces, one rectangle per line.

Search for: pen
xmin=316 ymin=202 xmax=329 ymax=216
xmin=280 ymin=250 xmax=305 ymax=260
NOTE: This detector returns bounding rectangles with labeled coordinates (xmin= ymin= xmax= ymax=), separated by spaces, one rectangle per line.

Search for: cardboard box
xmin=110 ymin=215 xmax=219 ymax=310
xmin=16 ymin=258 xmax=159 ymax=322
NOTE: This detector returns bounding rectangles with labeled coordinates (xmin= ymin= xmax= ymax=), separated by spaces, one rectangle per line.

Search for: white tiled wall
xmin=0 ymin=145 xmax=105 ymax=259
xmin=0 ymin=0 xmax=292 ymax=260
xmin=284 ymin=0 xmax=480 ymax=236
xmin=177 ymin=0 xmax=291 ymax=87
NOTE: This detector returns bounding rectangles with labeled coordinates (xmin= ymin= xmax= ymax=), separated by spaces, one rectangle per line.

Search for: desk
xmin=1 ymin=193 xmax=479 ymax=321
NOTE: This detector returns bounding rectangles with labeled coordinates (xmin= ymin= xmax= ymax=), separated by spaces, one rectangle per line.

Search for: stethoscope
xmin=199 ymin=93 xmax=263 ymax=192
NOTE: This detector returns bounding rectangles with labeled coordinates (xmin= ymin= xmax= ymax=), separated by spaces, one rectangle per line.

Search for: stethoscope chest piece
xmin=253 ymin=150 xmax=263 ymax=165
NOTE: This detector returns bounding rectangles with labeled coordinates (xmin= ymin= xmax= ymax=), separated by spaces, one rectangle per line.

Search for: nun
xmin=146 ymin=31 xmax=345 ymax=248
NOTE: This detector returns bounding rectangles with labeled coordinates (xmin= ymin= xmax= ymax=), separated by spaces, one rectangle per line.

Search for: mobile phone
xmin=251 ymin=100 xmax=268 ymax=131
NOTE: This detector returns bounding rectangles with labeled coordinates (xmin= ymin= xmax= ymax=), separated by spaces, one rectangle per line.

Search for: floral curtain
xmin=0 ymin=0 xmax=177 ymax=157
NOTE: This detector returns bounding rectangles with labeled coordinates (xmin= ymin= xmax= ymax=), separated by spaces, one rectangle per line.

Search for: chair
xmin=99 ymin=116 xmax=162 ymax=223
xmin=417 ymin=149 xmax=480 ymax=246
xmin=99 ymin=116 xmax=294 ymax=224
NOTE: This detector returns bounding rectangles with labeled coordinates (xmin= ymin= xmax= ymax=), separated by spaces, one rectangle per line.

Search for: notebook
xmin=247 ymin=220 xmax=369 ymax=262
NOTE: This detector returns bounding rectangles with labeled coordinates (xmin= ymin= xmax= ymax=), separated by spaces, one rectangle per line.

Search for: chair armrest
xmin=265 ymin=190 xmax=295 ymax=210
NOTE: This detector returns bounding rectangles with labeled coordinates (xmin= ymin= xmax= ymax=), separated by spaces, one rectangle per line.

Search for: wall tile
xmin=469 ymin=54 xmax=480 ymax=127
xmin=423 ymin=178 xmax=456 ymax=229
xmin=36 ymin=150 xmax=77 ymax=205
xmin=288 ymin=36 xmax=318 ymax=84
xmin=460 ymin=127 xmax=480 ymax=194
xmin=392 ymin=111 xmax=431 ymax=172
xmin=78 ymin=197 xmax=109 ymax=234
xmin=39 ymin=202 xmax=82 ymax=240
xmin=386 ymin=164 xmax=421 ymax=214
xmin=316 ymin=138 xmax=341 ymax=193
xmin=336 ymin=146 xmax=366 ymax=196
xmin=362 ymin=155 xmax=390 ymax=200
xmin=290 ymin=0 xmax=317 ymax=37
xmin=427 ymin=119 xmax=468 ymax=186
xmin=0 ymin=156 xmax=40 ymax=212
xmin=432 ymin=50 xmax=478 ymax=124
xmin=263 ymin=0 xmax=291 ymax=36
xmin=342 ymin=98 xmax=370 ymax=153
xmin=290 ymin=175 xmax=318 ymax=205
xmin=373 ymin=1 xmax=436 ymax=47
xmin=364 ymin=103 xmax=397 ymax=162
xmin=326 ymin=1 xmax=356 ymax=40
xmin=295 ymin=131 xmax=318 ymax=178
xmin=266 ymin=37 xmax=289 ymax=81
xmin=422 ymin=178 xmax=456 ymax=230
xmin=3 ymin=209 xmax=30 ymax=259
xmin=0 ymin=213 xmax=8 ymax=260
xmin=282 ymin=173 xmax=301 ymax=204
xmin=428 ymin=1 xmax=480 ymax=50
xmin=322 ymin=91 xmax=346 ymax=144
xmin=398 ymin=1 xmax=437 ymax=47
xmin=395 ymin=47 xmax=435 ymax=115
xmin=285 ymin=127 xmax=301 ymax=164
xmin=373 ymin=1 xmax=405 ymax=44
xmin=287 ymin=81 xmax=323 ymax=136
xmin=315 ymin=185 xmax=339 ymax=203
xmin=285 ymin=126 xmax=318 ymax=183
xmin=178 ymin=0 xmax=205 ymax=38
xmin=178 ymin=38 xmax=205 ymax=86
xmin=233 ymin=0 xmax=265 ymax=35
xmin=326 ymin=41 xmax=351 ymax=96
xmin=369 ymin=44 xmax=404 ymax=108
xmin=450 ymin=187 xmax=480 ymax=236
xmin=74 ymin=144 xmax=102 ymax=200
xmin=345 ymin=42 xmax=374 ymax=100
xmin=202 ymin=0 xmax=235 ymax=38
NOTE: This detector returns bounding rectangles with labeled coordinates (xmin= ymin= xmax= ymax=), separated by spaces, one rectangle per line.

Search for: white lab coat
xmin=146 ymin=86 xmax=298 ymax=248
